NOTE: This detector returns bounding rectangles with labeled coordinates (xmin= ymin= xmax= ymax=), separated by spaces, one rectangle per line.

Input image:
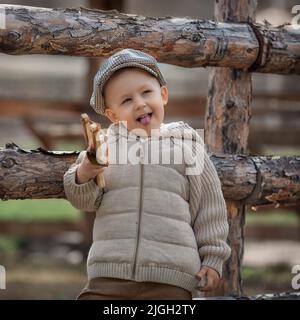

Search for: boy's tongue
xmin=139 ymin=114 xmax=151 ymax=125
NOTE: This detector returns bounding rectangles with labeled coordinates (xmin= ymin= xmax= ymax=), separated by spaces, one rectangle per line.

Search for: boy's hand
xmin=76 ymin=149 xmax=105 ymax=184
xmin=195 ymin=266 xmax=220 ymax=292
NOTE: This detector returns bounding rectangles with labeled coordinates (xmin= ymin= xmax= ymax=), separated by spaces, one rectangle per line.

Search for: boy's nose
xmin=134 ymin=97 xmax=147 ymax=110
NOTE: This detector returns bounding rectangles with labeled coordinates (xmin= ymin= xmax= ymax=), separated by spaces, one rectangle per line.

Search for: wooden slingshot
xmin=80 ymin=113 xmax=109 ymax=188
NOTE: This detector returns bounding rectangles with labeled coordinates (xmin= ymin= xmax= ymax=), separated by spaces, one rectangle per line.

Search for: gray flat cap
xmin=90 ymin=48 xmax=167 ymax=115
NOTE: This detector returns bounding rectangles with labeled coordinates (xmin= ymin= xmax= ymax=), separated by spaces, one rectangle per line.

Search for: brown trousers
xmin=77 ymin=277 xmax=192 ymax=300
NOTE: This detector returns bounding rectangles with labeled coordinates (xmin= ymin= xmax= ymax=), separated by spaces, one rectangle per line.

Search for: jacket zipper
xmin=131 ymin=141 xmax=145 ymax=279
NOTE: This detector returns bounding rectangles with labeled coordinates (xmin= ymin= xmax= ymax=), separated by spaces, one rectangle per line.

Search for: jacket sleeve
xmin=63 ymin=151 xmax=104 ymax=212
xmin=188 ymin=140 xmax=231 ymax=277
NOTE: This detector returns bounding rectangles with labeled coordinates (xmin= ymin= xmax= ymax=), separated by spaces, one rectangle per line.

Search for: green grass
xmin=0 ymin=199 xmax=81 ymax=251
xmin=242 ymin=264 xmax=292 ymax=284
xmin=0 ymin=236 xmax=20 ymax=251
xmin=0 ymin=199 xmax=80 ymax=221
xmin=53 ymin=141 xmax=83 ymax=152
xmin=246 ymin=209 xmax=299 ymax=226
xmin=1 ymin=201 xmax=298 ymax=225
xmin=263 ymin=146 xmax=300 ymax=157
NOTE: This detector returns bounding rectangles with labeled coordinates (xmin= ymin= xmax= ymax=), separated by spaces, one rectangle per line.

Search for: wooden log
xmin=0 ymin=143 xmax=300 ymax=205
xmin=205 ymin=0 xmax=255 ymax=297
xmin=0 ymin=5 xmax=257 ymax=68
xmin=0 ymin=4 xmax=299 ymax=75
xmin=250 ymin=23 xmax=300 ymax=75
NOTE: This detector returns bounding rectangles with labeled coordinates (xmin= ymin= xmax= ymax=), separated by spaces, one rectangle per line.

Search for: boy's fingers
xmin=206 ymin=275 xmax=214 ymax=290
xmin=199 ymin=276 xmax=219 ymax=292
xmin=93 ymin=167 xmax=105 ymax=174
xmin=196 ymin=272 xmax=207 ymax=290
xmin=197 ymin=276 xmax=213 ymax=292
xmin=196 ymin=269 xmax=207 ymax=280
xmin=83 ymin=153 xmax=105 ymax=170
xmin=89 ymin=163 xmax=105 ymax=171
xmin=196 ymin=268 xmax=220 ymax=291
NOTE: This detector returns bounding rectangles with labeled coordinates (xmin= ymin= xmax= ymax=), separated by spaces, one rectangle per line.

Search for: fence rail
xmin=1 ymin=143 xmax=300 ymax=207
xmin=0 ymin=5 xmax=300 ymax=75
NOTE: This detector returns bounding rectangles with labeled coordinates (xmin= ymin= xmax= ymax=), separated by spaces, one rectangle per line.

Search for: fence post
xmin=205 ymin=0 xmax=257 ymax=297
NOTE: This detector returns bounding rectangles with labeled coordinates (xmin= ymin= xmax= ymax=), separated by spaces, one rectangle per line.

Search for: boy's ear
xmin=104 ymin=107 xmax=119 ymax=123
xmin=160 ymin=85 xmax=168 ymax=106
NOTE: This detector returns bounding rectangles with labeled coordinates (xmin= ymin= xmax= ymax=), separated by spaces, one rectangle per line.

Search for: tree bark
xmin=1 ymin=143 xmax=300 ymax=205
xmin=0 ymin=4 xmax=299 ymax=74
xmin=205 ymin=0 xmax=255 ymax=297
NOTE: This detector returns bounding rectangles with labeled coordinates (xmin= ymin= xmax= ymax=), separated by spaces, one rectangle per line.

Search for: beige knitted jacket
xmin=63 ymin=121 xmax=231 ymax=296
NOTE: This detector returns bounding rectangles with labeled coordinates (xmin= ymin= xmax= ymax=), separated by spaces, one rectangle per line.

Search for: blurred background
xmin=0 ymin=0 xmax=299 ymax=299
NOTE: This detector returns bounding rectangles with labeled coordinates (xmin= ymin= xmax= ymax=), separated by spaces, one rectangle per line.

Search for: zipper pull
xmin=139 ymin=144 xmax=144 ymax=162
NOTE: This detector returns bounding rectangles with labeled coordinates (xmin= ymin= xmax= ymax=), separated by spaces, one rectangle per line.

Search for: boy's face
xmin=103 ymin=68 xmax=168 ymax=136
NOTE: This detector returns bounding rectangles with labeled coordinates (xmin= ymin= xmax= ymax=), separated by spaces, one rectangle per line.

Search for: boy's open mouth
xmin=136 ymin=113 xmax=153 ymax=125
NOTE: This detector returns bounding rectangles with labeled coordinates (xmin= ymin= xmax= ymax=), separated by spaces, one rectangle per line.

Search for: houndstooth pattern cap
xmin=90 ymin=48 xmax=167 ymax=115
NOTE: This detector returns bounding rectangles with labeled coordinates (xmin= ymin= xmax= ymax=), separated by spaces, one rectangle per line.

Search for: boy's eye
xmin=122 ymin=98 xmax=131 ymax=104
xmin=143 ymin=90 xmax=151 ymax=94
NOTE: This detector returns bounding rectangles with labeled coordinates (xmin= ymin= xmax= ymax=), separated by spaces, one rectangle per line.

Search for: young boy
xmin=63 ymin=49 xmax=231 ymax=300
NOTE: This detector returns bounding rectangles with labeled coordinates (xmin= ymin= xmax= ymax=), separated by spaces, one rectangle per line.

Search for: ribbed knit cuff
xmin=201 ymin=255 xmax=224 ymax=278
xmin=64 ymin=165 xmax=99 ymax=195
